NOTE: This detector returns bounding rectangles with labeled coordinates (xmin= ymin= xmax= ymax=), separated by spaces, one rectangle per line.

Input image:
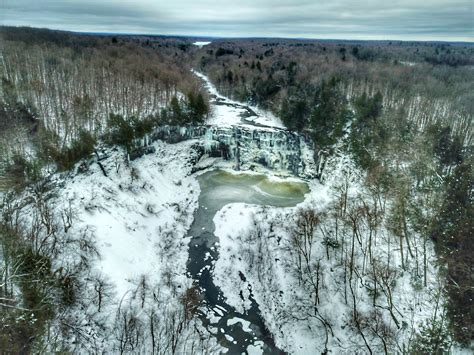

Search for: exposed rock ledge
xmin=147 ymin=125 xmax=317 ymax=179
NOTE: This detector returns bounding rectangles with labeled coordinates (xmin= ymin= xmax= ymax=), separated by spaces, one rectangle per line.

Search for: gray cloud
xmin=1 ymin=0 xmax=473 ymax=41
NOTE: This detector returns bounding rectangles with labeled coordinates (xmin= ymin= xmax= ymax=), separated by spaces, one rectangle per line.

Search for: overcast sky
xmin=2 ymin=0 xmax=473 ymax=41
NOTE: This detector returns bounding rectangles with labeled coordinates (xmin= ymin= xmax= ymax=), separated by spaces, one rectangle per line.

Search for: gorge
xmin=181 ymin=71 xmax=313 ymax=353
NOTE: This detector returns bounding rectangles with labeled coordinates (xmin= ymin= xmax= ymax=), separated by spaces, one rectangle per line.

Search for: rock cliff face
xmin=151 ymin=125 xmax=317 ymax=178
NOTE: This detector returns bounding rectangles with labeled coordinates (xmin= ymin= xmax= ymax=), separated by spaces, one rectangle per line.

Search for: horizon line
xmin=2 ymin=25 xmax=473 ymax=45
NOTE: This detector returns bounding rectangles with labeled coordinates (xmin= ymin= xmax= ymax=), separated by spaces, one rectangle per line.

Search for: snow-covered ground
xmin=212 ymin=153 xmax=448 ymax=354
xmin=60 ymin=140 xmax=200 ymax=298
xmin=193 ymin=70 xmax=285 ymax=129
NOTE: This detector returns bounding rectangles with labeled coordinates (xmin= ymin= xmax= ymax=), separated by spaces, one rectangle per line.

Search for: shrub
xmin=106 ymin=113 xmax=135 ymax=150
xmin=4 ymin=153 xmax=42 ymax=187
xmin=53 ymin=130 xmax=96 ymax=171
xmin=411 ymin=319 xmax=452 ymax=354
xmin=106 ymin=114 xmax=157 ymax=152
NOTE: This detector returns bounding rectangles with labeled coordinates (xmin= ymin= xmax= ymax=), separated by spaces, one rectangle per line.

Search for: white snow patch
xmin=193 ymin=41 xmax=212 ymax=47
xmin=227 ymin=317 xmax=253 ymax=333
xmin=247 ymin=341 xmax=264 ymax=355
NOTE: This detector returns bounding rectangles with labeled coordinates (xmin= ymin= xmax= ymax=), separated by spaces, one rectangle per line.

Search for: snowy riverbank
xmin=212 ymin=153 xmax=447 ymax=354
xmin=24 ymin=140 xmax=221 ymax=353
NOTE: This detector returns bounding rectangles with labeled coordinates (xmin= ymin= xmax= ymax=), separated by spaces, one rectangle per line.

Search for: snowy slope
xmin=30 ymin=140 xmax=221 ymax=353
xmin=60 ymin=140 xmax=200 ymax=298
xmin=212 ymin=154 xmax=447 ymax=354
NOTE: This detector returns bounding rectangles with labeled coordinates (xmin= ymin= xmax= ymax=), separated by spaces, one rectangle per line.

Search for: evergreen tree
xmin=350 ymin=91 xmax=384 ymax=169
xmin=431 ymin=162 xmax=473 ymax=344
xmin=170 ymin=96 xmax=183 ymax=123
xmin=280 ymin=98 xmax=308 ymax=131
xmin=185 ymin=92 xmax=208 ymax=124
xmin=107 ymin=113 xmax=135 ymax=151
xmin=429 ymin=124 xmax=464 ymax=167
xmin=310 ymin=78 xmax=350 ymax=149
xmin=194 ymin=93 xmax=209 ymax=123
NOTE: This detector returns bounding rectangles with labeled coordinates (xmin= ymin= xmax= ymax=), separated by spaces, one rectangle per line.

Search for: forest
xmin=0 ymin=26 xmax=473 ymax=353
xmin=0 ymin=27 xmax=209 ymax=185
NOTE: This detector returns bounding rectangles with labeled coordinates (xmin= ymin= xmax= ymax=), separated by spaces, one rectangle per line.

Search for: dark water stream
xmin=187 ymin=169 xmax=308 ymax=354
